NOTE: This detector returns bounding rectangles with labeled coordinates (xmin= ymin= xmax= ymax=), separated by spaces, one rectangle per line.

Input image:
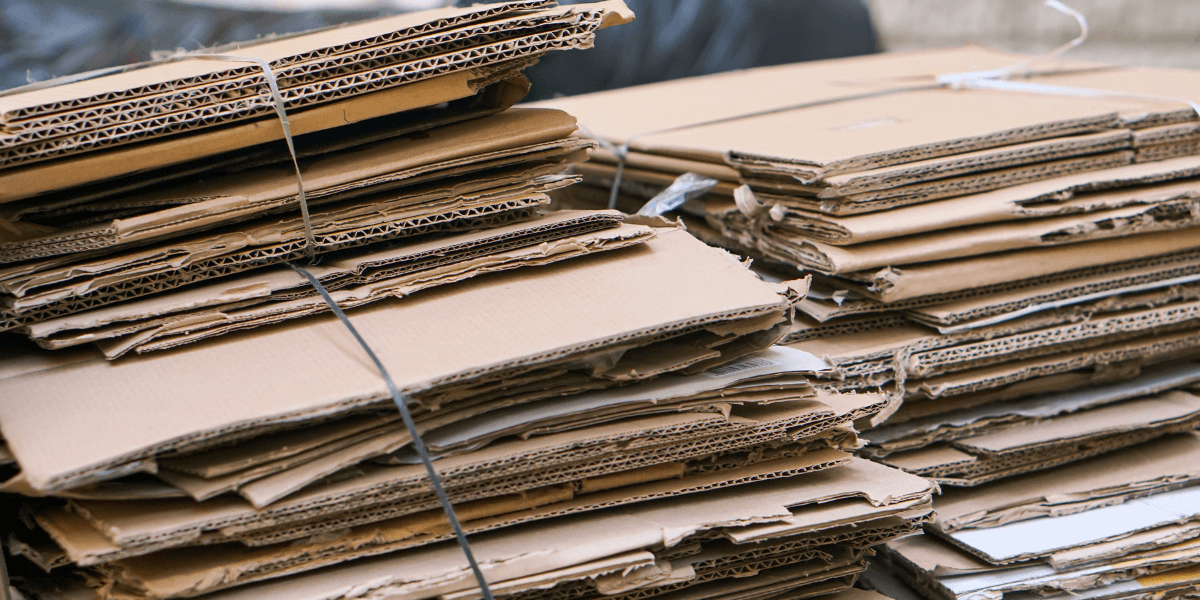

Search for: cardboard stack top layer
xmin=0 ymin=0 xmax=636 ymax=200
xmin=0 ymin=3 xmax=936 ymax=599
xmin=0 ymin=0 xmax=641 ymax=355
xmin=874 ymin=433 xmax=1200 ymax=600
xmin=0 ymin=231 xmax=936 ymax=598
xmin=537 ymin=43 xmax=1200 ymax=599
xmin=539 ymin=43 xmax=1200 ymax=476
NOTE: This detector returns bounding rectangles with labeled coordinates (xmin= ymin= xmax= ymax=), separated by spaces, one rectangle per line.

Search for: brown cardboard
xmin=17 ymin=211 xmax=627 ymax=339
xmin=68 ymin=454 xmax=854 ymax=598
xmin=0 ymin=108 xmax=583 ymax=263
xmin=743 ymin=151 xmax=1135 ymax=215
xmin=533 ymin=45 xmax=1093 ymax=148
xmin=795 ymin=129 xmax=1133 ymax=197
xmin=932 ymin=432 xmax=1200 ymax=532
xmin=0 ymin=70 xmax=535 ymax=205
xmin=0 ymin=2 xmax=634 ymax=170
xmin=844 ymin=228 xmax=1200 ymax=302
xmin=865 ymin=362 xmax=1200 ymax=453
xmin=883 ymin=533 xmax=1200 ymax=600
xmin=0 ymin=151 xmax=598 ymax=333
xmin=115 ymin=458 xmax=926 ymax=600
xmin=907 ymin=327 xmax=1200 ymax=401
xmin=0 ymin=228 xmax=793 ymax=493
xmin=57 ymin=395 xmax=864 ymax=556
xmin=781 ymin=156 xmax=1200 ymax=245
xmin=950 ymin=391 xmax=1200 ymax=455
xmin=771 ymin=203 xmax=1200 ymax=275
xmin=0 ymin=1 xmax=553 ymax=120
xmin=884 ymin=424 xmax=1200 ymax=487
xmin=27 ymin=216 xmax=652 ymax=356
xmin=108 ymin=221 xmax=656 ymax=358
xmin=906 ymin=255 xmax=1200 ymax=330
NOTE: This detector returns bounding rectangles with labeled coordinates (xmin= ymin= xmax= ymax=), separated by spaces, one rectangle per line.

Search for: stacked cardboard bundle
xmin=539 ymin=44 xmax=1200 ymax=481
xmin=538 ymin=43 xmax=1200 ymax=600
xmin=0 ymin=3 xmax=937 ymax=599
xmin=0 ymin=229 xmax=934 ymax=599
xmin=873 ymin=432 xmax=1200 ymax=600
xmin=0 ymin=0 xmax=642 ymax=356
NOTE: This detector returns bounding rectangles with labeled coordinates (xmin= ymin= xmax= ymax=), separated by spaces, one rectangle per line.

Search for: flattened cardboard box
xmin=776 ymin=156 xmax=1200 ymax=245
xmin=835 ymin=227 xmax=1200 ymax=302
xmin=0 ymin=108 xmax=583 ymax=262
xmin=0 ymin=228 xmax=794 ymax=493
xmin=47 ymin=387 xmax=874 ymax=561
xmin=21 ymin=211 xmax=639 ymax=354
xmin=0 ymin=149 xmax=601 ymax=332
xmin=881 ymin=391 xmax=1200 ymax=486
xmin=154 ymin=459 xmax=930 ymax=600
xmin=906 ymin=327 xmax=1200 ymax=401
xmin=933 ymin=431 xmax=1200 ymax=533
xmin=0 ymin=70 xmax=510 ymax=204
xmin=0 ymin=1 xmax=633 ymax=169
xmin=865 ymin=361 xmax=1200 ymax=453
xmin=534 ymin=45 xmax=1097 ymax=148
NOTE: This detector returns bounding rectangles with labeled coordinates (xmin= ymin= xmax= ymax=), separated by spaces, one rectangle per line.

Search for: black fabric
xmin=0 ymin=0 xmax=876 ymax=97
xmin=523 ymin=0 xmax=879 ymax=100
xmin=0 ymin=0 xmax=374 ymax=91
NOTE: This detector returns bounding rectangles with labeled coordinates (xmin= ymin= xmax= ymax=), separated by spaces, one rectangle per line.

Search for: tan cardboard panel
xmin=1049 ymin=523 xmax=1200 ymax=570
xmin=111 ymin=222 xmax=655 ymax=358
xmin=908 ymin=327 xmax=1200 ymax=402
xmin=849 ymin=227 xmax=1200 ymax=302
xmin=0 ymin=147 xmax=594 ymax=327
xmin=865 ymin=362 xmax=1200 ymax=453
xmin=0 ymin=8 xmax=584 ymax=144
xmin=811 ymin=129 xmax=1133 ymax=196
xmin=0 ymin=108 xmax=581 ymax=263
xmin=0 ymin=71 xmax=517 ymax=204
xmin=22 ymin=211 xmax=630 ymax=345
xmin=1034 ymin=65 xmax=1200 ymax=128
xmin=762 ymin=150 xmax=1134 ymax=215
xmin=0 ymin=25 xmax=600 ymax=170
xmin=907 ymin=256 xmax=1200 ymax=329
xmin=898 ymin=426 xmax=1200 ymax=488
xmin=0 ymin=228 xmax=791 ymax=493
xmin=0 ymin=1 xmax=554 ymax=118
xmin=163 ymin=459 xmax=924 ymax=600
xmin=933 ymin=432 xmax=1200 ymax=532
xmin=788 ymin=157 xmax=1200 ymax=245
xmin=74 ymin=453 xmax=856 ymax=598
xmin=0 ymin=75 xmax=534 ymax=222
xmin=767 ymin=204 xmax=1200 ymax=275
xmin=533 ymin=46 xmax=1085 ymax=145
xmin=655 ymin=87 xmax=1136 ymax=178
xmin=953 ymin=391 xmax=1200 ymax=455
xmin=64 ymin=397 xmax=848 ymax=554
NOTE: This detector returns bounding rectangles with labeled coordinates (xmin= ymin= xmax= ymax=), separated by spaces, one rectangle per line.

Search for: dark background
xmin=0 ymin=0 xmax=879 ymax=99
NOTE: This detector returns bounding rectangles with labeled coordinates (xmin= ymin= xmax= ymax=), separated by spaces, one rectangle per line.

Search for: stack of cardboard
xmin=0 ymin=3 xmax=936 ymax=599
xmin=0 ymin=231 xmax=934 ymax=599
xmin=537 ymin=44 xmax=1200 ymax=599
xmin=874 ymin=432 xmax=1200 ymax=600
xmin=0 ymin=0 xmax=639 ymax=356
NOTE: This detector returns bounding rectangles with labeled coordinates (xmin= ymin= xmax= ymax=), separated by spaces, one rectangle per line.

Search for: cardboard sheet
xmin=775 ymin=202 xmax=1200 ymax=274
xmin=865 ymin=361 xmax=1200 ymax=452
xmin=0 ymin=108 xmax=582 ymax=263
xmin=140 ymin=459 xmax=928 ymax=600
xmin=784 ymin=157 xmax=1200 ymax=245
xmin=19 ymin=211 xmax=628 ymax=344
xmin=844 ymin=227 xmax=1200 ymax=302
xmin=933 ymin=432 xmax=1200 ymax=532
xmin=0 ymin=228 xmax=794 ymax=493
